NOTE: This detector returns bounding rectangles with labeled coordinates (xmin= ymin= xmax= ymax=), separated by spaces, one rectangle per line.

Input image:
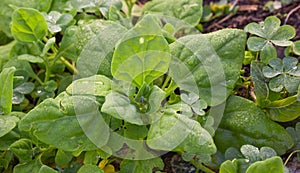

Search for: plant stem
xmin=165 ymin=80 xmax=177 ymax=97
xmin=284 ymin=150 xmax=300 ymax=166
xmin=60 ymin=57 xmax=79 ymax=74
xmin=161 ymin=75 xmax=171 ymax=90
xmin=44 ymin=60 xmax=51 ymax=83
xmin=190 ymin=159 xmax=215 ymax=173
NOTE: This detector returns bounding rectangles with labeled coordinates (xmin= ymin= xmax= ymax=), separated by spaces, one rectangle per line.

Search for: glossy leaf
xmin=266 ymin=95 xmax=300 ymax=122
xmin=147 ymin=103 xmax=216 ymax=155
xmin=78 ymin=165 xmax=104 ymax=173
xmin=111 ymin=15 xmax=170 ymax=87
xmin=214 ymin=95 xmax=293 ymax=155
xmin=120 ymin=157 xmax=164 ymax=173
xmin=143 ymin=0 xmax=203 ymax=26
xmin=66 ymin=75 xmax=112 ymax=96
xmin=169 ymin=29 xmax=246 ymax=106
xmin=19 ymin=92 xmax=109 ymax=151
xmin=0 ymin=67 xmax=16 ymax=114
xmin=11 ymin=8 xmax=48 ymax=43
xmin=245 ymin=156 xmax=284 ymax=173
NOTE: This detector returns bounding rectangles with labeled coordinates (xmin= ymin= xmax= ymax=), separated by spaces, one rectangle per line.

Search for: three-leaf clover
xmin=262 ymin=57 xmax=300 ymax=93
xmin=181 ymin=92 xmax=207 ymax=116
xmin=245 ymin=16 xmax=296 ymax=63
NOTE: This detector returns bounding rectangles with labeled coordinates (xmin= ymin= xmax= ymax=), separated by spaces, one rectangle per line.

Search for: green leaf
xmin=0 ymin=67 xmax=16 ymax=114
xmin=101 ymin=91 xmax=144 ymax=125
xmin=260 ymin=42 xmax=277 ymax=64
xmin=77 ymin=165 xmax=104 ymax=173
xmin=169 ymin=29 xmax=246 ymax=106
xmin=268 ymin=75 xmax=284 ymax=92
xmin=17 ymin=54 xmax=44 ymax=63
xmin=0 ymin=41 xmax=15 ymax=71
xmin=120 ymin=157 xmax=164 ymax=173
xmin=147 ymin=103 xmax=216 ymax=155
xmin=4 ymin=59 xmax=39 ymax=81
xmin=39 ymin=165 xmax=58 ymax=173
xmin=293 ymin=40 xmax=300 ymax=55
xmin=214 ymin=95 xmax=293 ymax=155
xmin=247 ymin=37 xmax=267 ymax=51
xmin=13 ymin=157 xmax=56 ymax=173
xmin=66 ymin=75 xmax=112 ymax=96
xmin=244 ymin=23 xmax=265 ymax=38
xmin=263 ymin=16 xmax=281 ymax=40
xmin=271 ymin=25 xmax=296 ymax=46
xmin=143 ymin=0 xmax=203 ymax=26
xmin=286 ymin=122 xmax=300 ymax=151
xmin=9 ymin=139 xmax=33 ymax=163
xmin=11 ymin=8 xmax=48 ymax=43
xmin=100 ymin=0 xmax=123 ymax=18
xmin=44 ymin=11 xmax=73 ymax=33
xmin=111 ymin=15 xmax=170 ymax=87
xmin=245 ymin=156 xmax=284 ymax=173
xmin=19 ymin=92 xmax=109 ymax=151
xmin=251 ymin=62 xmax=270 ymax=107
xmin=0 ymin=116 xmax=19 ymax=137
xmin=219 ymin=160 xmax=238 ymax=173
xmin=266 ymin=95 xmax=300 ymax=122
xmin=55 ymin=149 xmax=73 ymax=167
xmin=41 ymin=37 xmax=56 ymax=57
xmin=14 ymin=82 xmax=35 ymax=95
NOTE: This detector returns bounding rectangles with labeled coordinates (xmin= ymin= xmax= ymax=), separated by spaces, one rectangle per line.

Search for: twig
xmin=230 ymin=0 xmax=239 ymax=11
xmin=284 ymin=4 xmax=300 ymax=24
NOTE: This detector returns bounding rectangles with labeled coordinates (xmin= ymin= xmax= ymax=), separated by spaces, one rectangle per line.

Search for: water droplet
xmin=245 ymin=159 xmax=249 ymax=163
xmin=139 ymin=37 xmax=144 ymax=44
xmin=37 ymin=90 xmax=42 ymax=94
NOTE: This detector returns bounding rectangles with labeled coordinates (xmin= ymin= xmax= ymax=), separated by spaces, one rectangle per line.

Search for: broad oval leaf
xmin=111 ymin=15 xmax=170 ymax=87
xmin=169 ymin=29 xmax=246 ymax=106
xmin=77 ymin=165 xmax=104 ymax=173
xmin=245 ymin=156 xmax=284 ymax=173
xmin=11 ymin=8 xmax=48 ymax=43
xmin=0 ymin=67 xmax=16 ymax=115
xmin=143 ymin=0 xmax=203 ymax=26
xmin=266 ymin=95 xmax=300 ymax=122
xmin=214 ymin=95 xmax=293 ymax=155
xmin=19 ymin=92 xmax=109 ymax=151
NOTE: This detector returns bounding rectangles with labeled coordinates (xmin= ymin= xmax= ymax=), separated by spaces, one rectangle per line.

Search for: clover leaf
xmin=181 ymin=92 xmax=207 ymax=116
xmin=262 ymin=57 xmax=300 ymax=93
xmin=44 ymin=11 xmax=74 ymax=33
xmin=245 ymin=16 xmax=296 ymax=63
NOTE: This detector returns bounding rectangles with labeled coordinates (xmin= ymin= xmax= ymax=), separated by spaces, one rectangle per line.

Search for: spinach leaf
xmin=245 ymin=156 xmax=284 ymax=173
xmin=11 ymin=8 xmax=48 ymax=43
xmin=0 ymin=67 xmax=16 ymax=114
xmin=0 ymin=116 xmax=19 ymax=137
xmin=143 ymin=0 xmax=203 ymax=26
xmin=9 ymin=139 xmax=33 ymax=163
xmin=111 ymin=14 xmax=170 ymax=87
xmin=169 ymin=29 xmax=246 ymax=106
xmin=77 ymin=165 xmax=104 ymax=173
xmin=120 ymin=157 xmax=164 ymax=173
xmin=19 ymin=92 xmax=109 ymax=151
xmin=214 ymin=95 xmax=293 ymax=155
xmin=13 ymin=157 xmax=57 ymax=173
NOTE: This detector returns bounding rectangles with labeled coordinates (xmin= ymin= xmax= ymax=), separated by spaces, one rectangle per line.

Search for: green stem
xmin=161 ymin=75 xmax=171 ymax=90
xmin=44 ymin=60 xmax=51 ymax=83
xmin=165 ymin=80 xmax=177 ymax=97
xmin=190 ymin=159 xmax=215 ymax=173
xmin=60 ymin=57 xmax=79 ymax=74
xmin=284 ymin=150 xmax=300 ymax=166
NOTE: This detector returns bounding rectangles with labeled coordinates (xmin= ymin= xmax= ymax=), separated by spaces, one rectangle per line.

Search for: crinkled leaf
xmin=143 ymin=0 xmax=203 ymax=26
xmin=147 ymin=103 xmax=216 ymax=155
xmin=17 ymin=54 xmax=44 ymax=63
xmin=260 ymin=42 xmax=277 ymax=64
xmin=245 ymin=156 xmax=284 ymax=173
xmin=66 ymin=75 xmax=112 ymax=96
xmin=19 ymin=92 xmax=109 ymax=151
xmin=247 ymin=37 xmax=267 ymax=51
xmin=11 ymin=8 xmax=48 ymax=43
xmin=214 ymin=95 xmax=293 ymax=155
xmin=111 ymin=15 xmax=170 ymax=87
xmin=169 ymin=29 xmax=246 ymax=106
xmin=0 ymin=116 xmax=19 ymax=137
xmin=0 ymin=67 xmax=16 ymax=114
xmin=9 ymin=139 xmax=33 ymax=163
xmin=77 ymin=165 xmax=104 ymax=173
xmin=120 ymin=157 xmax=164 ymax=173
xmin=271 ymin=25 xmax=295 ymax=46
xmin=266 ymin=95 xmax=300 ymax=122
xmin=251 ymin=62 xmax=270 ymax=107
